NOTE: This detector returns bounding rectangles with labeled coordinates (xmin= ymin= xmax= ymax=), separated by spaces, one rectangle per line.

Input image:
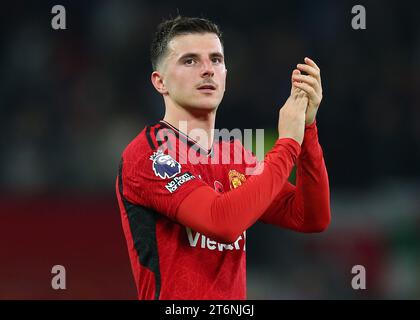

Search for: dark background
xmin=1 ymin=0 xmax=419 ymax=299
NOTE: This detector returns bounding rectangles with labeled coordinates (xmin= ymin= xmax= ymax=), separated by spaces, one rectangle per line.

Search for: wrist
xmin=305 ymin=119 xmax=316 ymax=128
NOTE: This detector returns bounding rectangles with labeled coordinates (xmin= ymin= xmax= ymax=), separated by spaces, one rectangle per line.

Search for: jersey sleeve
xmin=258 ymin=121 xmax=331 ymax=232
xmin=177 ymin=138 xmax=302 ymax=243
xmin=120 ymin=149 xmax=208 ymax=220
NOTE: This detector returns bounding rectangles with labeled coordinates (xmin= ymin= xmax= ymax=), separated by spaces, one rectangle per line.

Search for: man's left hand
xmin=292 ymin=57 xmax=323 ymax=126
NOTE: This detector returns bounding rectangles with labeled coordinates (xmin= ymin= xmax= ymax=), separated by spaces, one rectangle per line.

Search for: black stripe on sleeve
xmin=118 ymin=160 xmax=161 ymax=300
xmin=155 ymin=127 xmax=174 ymax=151
xmin=154 ymin=125 xmax=164 ymax=147
xmin=146 ymin=126 xmax=157 ymax=150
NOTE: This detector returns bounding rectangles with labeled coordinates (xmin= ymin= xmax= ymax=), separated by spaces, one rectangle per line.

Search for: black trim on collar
xmin=158 ymin=120 xmax=214 ymax=157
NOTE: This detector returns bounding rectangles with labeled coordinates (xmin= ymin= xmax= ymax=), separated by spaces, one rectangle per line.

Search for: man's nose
xmin=200 ymin=60 xmax=215 ymax=78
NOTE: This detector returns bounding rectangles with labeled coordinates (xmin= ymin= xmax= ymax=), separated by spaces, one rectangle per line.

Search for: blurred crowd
xmin=1 ymin=0 xmax=419 ymax=193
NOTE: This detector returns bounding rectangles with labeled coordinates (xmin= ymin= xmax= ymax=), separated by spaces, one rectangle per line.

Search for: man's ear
xmin=151 ymin=71 xmax=168 ymax=95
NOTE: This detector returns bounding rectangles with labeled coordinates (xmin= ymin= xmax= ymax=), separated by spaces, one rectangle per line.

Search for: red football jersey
xmin=116 ymin=120 xmax=262 ymax=300
xmin=116 ymin=118 xmax=331 ymax=300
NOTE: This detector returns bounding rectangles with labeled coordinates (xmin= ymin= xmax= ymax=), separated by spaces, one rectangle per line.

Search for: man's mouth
xmin=197 ymin=84 xmax=217 ymax=91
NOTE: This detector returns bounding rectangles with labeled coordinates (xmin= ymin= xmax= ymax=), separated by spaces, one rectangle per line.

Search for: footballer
xmin=116 ymin=16 xmax=330 ymax=300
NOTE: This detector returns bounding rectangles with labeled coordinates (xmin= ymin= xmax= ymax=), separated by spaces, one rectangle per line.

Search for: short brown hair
xmin=150 ymin=16 xmax=223 ymax=70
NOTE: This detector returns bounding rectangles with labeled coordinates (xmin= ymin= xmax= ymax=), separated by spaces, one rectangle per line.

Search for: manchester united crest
xmin=228 ymin=170 xmax=246 ymax=190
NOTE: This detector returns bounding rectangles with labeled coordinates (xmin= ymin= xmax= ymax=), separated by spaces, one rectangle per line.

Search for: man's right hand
xmin=277 ymin=71 xmax=308 ymax=145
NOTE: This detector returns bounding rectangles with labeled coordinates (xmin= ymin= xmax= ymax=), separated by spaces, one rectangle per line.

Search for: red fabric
xmin=259 ymin=121 xmax=331 ymax=232
xmin=116 ymin=120 xmax=330 ymax=300
xmin=176 ymin=138 xmax=301 ymax=243
xmin=117 ymin=121 xmax=251 ymax=299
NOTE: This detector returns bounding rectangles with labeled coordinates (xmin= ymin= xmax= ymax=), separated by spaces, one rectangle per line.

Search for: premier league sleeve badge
xmin=150 ymin=150 xmax=181 ymax=179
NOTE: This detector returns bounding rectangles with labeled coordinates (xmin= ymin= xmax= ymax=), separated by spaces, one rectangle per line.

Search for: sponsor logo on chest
xmin=185 ymin=227 xmax=246 ymax=252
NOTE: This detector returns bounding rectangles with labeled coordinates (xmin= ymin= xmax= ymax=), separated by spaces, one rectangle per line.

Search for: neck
xmin=163 ymin=101 xmax=216 ymax=151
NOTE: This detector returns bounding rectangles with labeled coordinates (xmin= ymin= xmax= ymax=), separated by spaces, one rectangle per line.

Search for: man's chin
xmin=186 ymin=99 xmax=220 ymax=112
xmin=190 ymin=104 xmax=219 ymax=113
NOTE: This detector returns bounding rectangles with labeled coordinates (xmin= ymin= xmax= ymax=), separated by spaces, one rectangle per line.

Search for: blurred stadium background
xmin=1 ymin=0 xmax=419 ymax=299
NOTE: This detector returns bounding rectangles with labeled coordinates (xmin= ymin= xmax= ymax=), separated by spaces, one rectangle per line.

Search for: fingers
xmin=291 ymin=81 xmax=307 ymax=98
xmin=290 ymin=69 xmax=301 ymax=94
xmin=293 ymin=57 xmax=322 ymax=102
xmin=289 ymin=57 xmax=322 ymax=105
xmin=290 ymin=69 xmax=300 ymax=84
xmin=304 ymin=57 xmax=320 ymax=71
xmin=293 ymin=81 xmax=318 ymax=103
xmin=291 ymin=81 xmax=309 ymax=108
xmin=296 ymin=64 xmax=321 ymax=81
xmin=292 ymin=73 xmax=322 ymax=98
xmin=296 ymin=58 xmax=321 ymax=82
xmin=292 ymin=73 xmax=318 ymax=89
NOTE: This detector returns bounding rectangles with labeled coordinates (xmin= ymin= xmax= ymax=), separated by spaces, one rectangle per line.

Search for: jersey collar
xmin=159 ymin=120 xmax=214 ymax=157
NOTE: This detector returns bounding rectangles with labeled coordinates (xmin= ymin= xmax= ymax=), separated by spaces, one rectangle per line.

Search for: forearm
xmin=176 ymin=138 xmax=301 ymax=243
xmin=296 ymin=121 xmax=330 ymax=231
xmin=260 ymin=121 xmax=331 ymax=232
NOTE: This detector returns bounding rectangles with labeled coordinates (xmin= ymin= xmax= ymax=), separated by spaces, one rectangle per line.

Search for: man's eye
xmin=184 ymin=59 xmax=195 ymax=65
xmin=212 ymin=57 xmax=222 ymax=64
